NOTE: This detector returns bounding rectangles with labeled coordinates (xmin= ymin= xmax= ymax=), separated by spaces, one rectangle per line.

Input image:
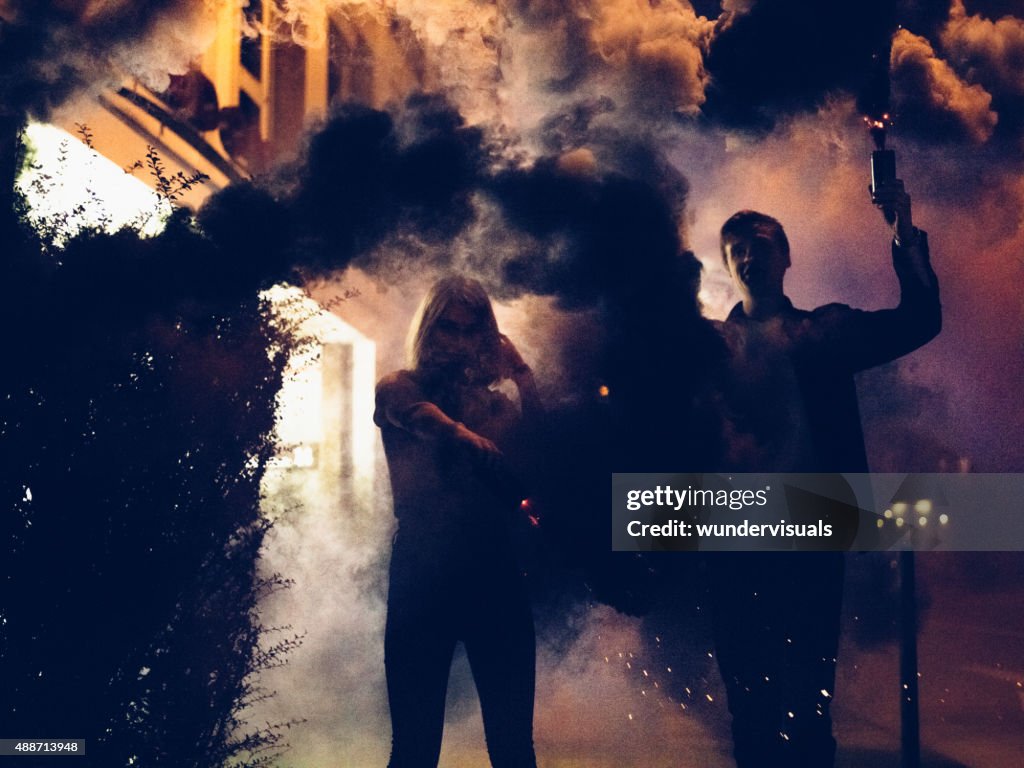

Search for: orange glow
xmin=863 ymin=115 xmax=888 ymax=131
xmin=598 ymin=385 xmax=610 ymax=398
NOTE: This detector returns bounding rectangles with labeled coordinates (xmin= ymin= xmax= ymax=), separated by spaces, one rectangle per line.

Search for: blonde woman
xmin=374 ymin=275 xmax=540 ymax=768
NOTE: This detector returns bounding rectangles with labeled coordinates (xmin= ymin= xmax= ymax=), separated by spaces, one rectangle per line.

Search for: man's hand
xmin=871 ymin=180 xmax=916 ymax=244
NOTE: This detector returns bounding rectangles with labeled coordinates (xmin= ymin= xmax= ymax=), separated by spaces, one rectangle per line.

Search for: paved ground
xmin=253 ymin=511 xmax=1024 ymax=768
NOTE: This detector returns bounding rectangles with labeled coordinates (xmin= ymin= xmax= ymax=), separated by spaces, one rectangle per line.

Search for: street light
xmin=887 ymin=475 xmax=950 ymax=768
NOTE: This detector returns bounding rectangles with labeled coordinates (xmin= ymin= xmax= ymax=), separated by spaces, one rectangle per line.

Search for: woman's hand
xmin=498 ymin=333 xmax=543 ymax=419
xmin=452 ymin=421 xmax=503 ymax=466
xmin=498 ymin=334 xmax=532 ymax=381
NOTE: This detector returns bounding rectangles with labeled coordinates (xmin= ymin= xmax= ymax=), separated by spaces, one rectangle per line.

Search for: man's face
xmin=723 ymin=232 xmax=789 ymax=300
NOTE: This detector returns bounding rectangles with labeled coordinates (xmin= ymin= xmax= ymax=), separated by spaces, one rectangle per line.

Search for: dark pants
xmin=708 ymin=552 xmax=844 ymax=768
xmin=385 ymin=531 xmax=537 ymax=768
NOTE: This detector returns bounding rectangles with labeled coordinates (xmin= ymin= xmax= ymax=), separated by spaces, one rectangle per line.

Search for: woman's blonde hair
xmin=407 ymin=275 xmax=502 ymax=383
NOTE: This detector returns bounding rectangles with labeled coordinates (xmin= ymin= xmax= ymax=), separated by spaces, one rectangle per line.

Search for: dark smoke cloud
xmin=0 ymin=1 xmax=209 ymax=122
xmin=194 ymin=92 xmax=699 ymax=339
xmin=697 ymin=0 xmax=1024 ymax=152
xmin=701 ymin=0 xmax=897 ymax=128
xmin=536 ymin=102 xmax=691 ymax=223
xmin=285 ymin=94 xmax=486 ymax=276
xmin=500 ymin=1 xmax=1024 ymax=155
xmin=24 ymin=90 xmax=703 ymax=368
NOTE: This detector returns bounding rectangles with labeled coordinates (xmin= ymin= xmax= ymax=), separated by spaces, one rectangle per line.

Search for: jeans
xmin=385 ymin=530 xmax=537 ymax=768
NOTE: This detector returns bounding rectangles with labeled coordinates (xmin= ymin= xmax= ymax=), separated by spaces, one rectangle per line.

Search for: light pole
xmin=899 ymin=548 xmax=920 ymax=768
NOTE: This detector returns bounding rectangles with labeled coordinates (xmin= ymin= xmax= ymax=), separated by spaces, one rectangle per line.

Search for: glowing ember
xmin=863 ymin=112 xmax=892 ymax=150
xmin=863 ymin=113 xmax=891 ymax=131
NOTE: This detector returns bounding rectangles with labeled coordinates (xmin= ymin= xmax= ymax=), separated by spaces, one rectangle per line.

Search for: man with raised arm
xmin=708 ymin=181 xmax=940 ymax=767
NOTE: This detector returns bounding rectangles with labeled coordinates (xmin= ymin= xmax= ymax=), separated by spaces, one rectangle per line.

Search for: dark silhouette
xmin=374 ymin=275 xmax=541 ymax=768
xmin=0 ymin=144 xmax=295 ymax=765
xmin=708 ymin=182 xmax=941 ymax=767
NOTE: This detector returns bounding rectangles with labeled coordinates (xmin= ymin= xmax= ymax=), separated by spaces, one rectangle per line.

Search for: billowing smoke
xmin=506 ymin=0 xmax=713 ymax=118
xmin=700 ymin=0 xmax=896 ymax=128
xmin=942 ymin=0 xmax=1024 ymax=99
xmin=0 ymin=0 xmax=215 ymax=122
xmin=940 ymin=0 xmax=1024 ymax=138
xmin=890 ymin=27 xmax=998 ymax=143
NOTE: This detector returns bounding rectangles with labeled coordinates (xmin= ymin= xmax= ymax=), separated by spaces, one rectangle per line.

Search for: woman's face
xmin=428 ymin=301 xmax=487 ymax=373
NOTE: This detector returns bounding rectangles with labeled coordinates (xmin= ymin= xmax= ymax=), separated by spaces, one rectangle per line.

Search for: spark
xmin=862 ymin=114 xmax=891 ymax=131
